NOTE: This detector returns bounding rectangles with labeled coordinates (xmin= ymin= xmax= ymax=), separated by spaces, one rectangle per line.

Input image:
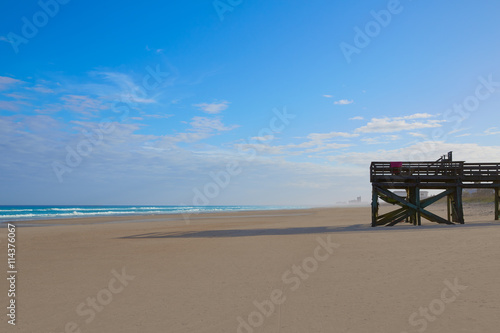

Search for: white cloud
xmin=5 ymin=93 xmax=30 ymax=100
xmin=409 ymin=132 xmax=427 ymax=138
xmin=484 ymin=127 xmax=500 ymax=135
xmin=235 ymin=143 xmax=285 ymax=155
xmin=0 ymin=114 xmax=365 ymax=205
xmin=362 ymin=137 xmax=387 ymax=145
xmin=60 ymin=95 xmax=110 ymax=116
xmin=361 ymin=135 xmax=398 ymax=145
xmin=26 ymin=85 xmax=55 ymax=94
xmin=259 ymin=131 xmax=359 ymax=156
xmin=0 ymin=101 xmax=21 ymax=112
xmin=285 ymin=131 xmax=358 ymax=150
xmin=323 ymin=94 xmax=333 ymax=98
xmin=234 ymin=130 xmax=355 ymax=158
xmin=349 ymin=116 xmax=364 ymax=120
xmin=35 ymin=104 xmax=63 ymax=114
xmin=189 ymin=116 xmax=238 ymax=132
xmin=330 ymin=141 xmax=500 ymax=166
xmin=145 ymin=46 xmax=164 ymax=53
xmin=0 ymin=76 xmax=24 ymax=91
xmin=355 ymin=117 xmax=444 ymax=133
xmin=395 ymin=113 xmax=434 ymax=120
xmin=285 ymin=180 xmax=332 ymax=189
xmin=236 ymin=140 xmax=352 ymax=156
xmin=172 ymin=117 xmax=239 ymax=144
xmin=456 ymin=133 xmax=471 ymax=137
xmin=142 ymin=114 xmax=173 ymax=119
xmin=99 ymin=71 xmax=140 ymax=91
xmin=193 ymin=101 xmax=230 ymax=114
xmin=123 ymin=95 xmax=156 ymax=104
xmin=307 ymin=131 xmax=359 ymax=141
xmin=251 ymin=135 xmax=274 ymax=141
xmin=334 ymin=99 xmax=353 ymax=105
xmin=304 ymin=143 xmax=352 ymax=153
xmin=97 ymin=71 xmax=158 ymax=104
xmin=448 ymin=128 xmax=467 ymax=135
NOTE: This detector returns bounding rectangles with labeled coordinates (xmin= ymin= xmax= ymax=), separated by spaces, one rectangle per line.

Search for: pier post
xmin=371 ymin=186 xmax=378 ymax=227
xmin=456 ymin=186 xmax=464 ymax=224
xmin=447 ymin=193 xmax=452 ymax=222
xmin=415 ymin=186 xmax=421 ymax=226
xmin=495 ymin=187 xmax=499 ymax=221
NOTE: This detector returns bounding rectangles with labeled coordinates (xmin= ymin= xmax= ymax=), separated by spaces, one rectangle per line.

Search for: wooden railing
xmin=463 ymin=163 xmax=500 ymax=181
xmin=370 ymin=161 xmax=464 ymax=182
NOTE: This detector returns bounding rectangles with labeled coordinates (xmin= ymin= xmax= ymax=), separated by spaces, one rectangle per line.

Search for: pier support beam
xmin=495 ymin=187 xmax=499 ymax=221
xmin=415 ymin=186 xmax=421 ymax=226
xmin=456 ymin=186 xmax=464 ymax=224
xmin=446 ymin=194 xmax=452 ymax=221
xmin=371 ymin=187 xmax=379 ymax=227
xmin=371 ymin=185 xmax=455 ymax=226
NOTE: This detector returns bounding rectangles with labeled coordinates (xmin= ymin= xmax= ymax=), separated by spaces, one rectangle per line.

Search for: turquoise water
xmin=0 ymin=205 xmax=308 ymax=223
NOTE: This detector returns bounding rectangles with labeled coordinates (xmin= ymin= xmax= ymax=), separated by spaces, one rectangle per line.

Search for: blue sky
xmin=1 ymin=0 xmax=500 ymax=205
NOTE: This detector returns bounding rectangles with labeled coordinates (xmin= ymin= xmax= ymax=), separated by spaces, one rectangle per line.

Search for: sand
xmin=1 ymin=206 xmax=500 ymax=333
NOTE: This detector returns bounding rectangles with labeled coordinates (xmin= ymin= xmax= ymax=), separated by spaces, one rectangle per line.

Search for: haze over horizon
xmin=1 ymin=0 xmax=500 ymax=206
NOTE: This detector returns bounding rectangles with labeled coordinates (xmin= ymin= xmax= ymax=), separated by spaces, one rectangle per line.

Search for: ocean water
xmin=0 ymin=205 xmax=308 ymax=223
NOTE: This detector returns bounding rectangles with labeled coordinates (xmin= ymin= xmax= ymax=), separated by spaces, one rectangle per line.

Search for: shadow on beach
xmin=119 ymin=222 xmax=500 ymax=239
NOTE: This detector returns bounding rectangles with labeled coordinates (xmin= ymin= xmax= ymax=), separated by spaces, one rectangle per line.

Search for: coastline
xmin=2 ymin=206 xmax=318 ymax=227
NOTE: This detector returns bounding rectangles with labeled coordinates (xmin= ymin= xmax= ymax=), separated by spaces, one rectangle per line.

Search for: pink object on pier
xmin=390 ymin=162 xmax=403 ymax=168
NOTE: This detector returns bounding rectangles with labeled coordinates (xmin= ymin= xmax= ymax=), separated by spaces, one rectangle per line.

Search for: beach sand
xmin=1 ymin=206 xmax=500 ymax=332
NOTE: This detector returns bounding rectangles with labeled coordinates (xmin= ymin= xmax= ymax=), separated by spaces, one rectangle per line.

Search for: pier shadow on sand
xmin=119 ymin=222 xmax=500 ymax=239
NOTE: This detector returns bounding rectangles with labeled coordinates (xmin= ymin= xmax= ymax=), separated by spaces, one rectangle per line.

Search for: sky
xmin=1 ymin=0 xmax=500 ymax=206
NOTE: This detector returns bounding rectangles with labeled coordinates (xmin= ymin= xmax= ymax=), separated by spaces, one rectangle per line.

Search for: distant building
xmin=348 ymin=196 xmax=361 ymax=204
xmin=394 ymin=191 xmax=406 ymax=197
xmin=393 ymin=190 xmax=428 ymax=199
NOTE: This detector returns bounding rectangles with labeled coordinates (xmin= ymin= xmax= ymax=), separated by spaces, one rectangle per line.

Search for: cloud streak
xmin=334 ymin=99 xmax=353 ymax=105
xmin=193 ymin=101 xmax=230 ymax=114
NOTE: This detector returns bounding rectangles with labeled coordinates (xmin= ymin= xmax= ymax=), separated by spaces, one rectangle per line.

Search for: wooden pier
xmin=370 ymin=152 xmax=500 ymax=226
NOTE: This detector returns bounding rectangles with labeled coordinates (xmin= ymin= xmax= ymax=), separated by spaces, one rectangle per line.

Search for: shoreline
xmin=1 ymin=206 xmax=321 ymax=227
xmin=3 ymin=202 xmax=498 ymax=228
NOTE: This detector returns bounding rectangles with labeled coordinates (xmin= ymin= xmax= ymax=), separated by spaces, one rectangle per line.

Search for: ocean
xmin=0 ymin=205 xmax=308 ymax=223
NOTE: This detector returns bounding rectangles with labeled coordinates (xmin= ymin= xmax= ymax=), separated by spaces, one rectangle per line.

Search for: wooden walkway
xmin=370 ymin=158 xmax=500 ymax=226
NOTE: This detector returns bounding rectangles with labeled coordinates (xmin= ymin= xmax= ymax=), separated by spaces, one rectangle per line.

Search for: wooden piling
xmin=495 ymin=187 xmax=499 ymax=221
